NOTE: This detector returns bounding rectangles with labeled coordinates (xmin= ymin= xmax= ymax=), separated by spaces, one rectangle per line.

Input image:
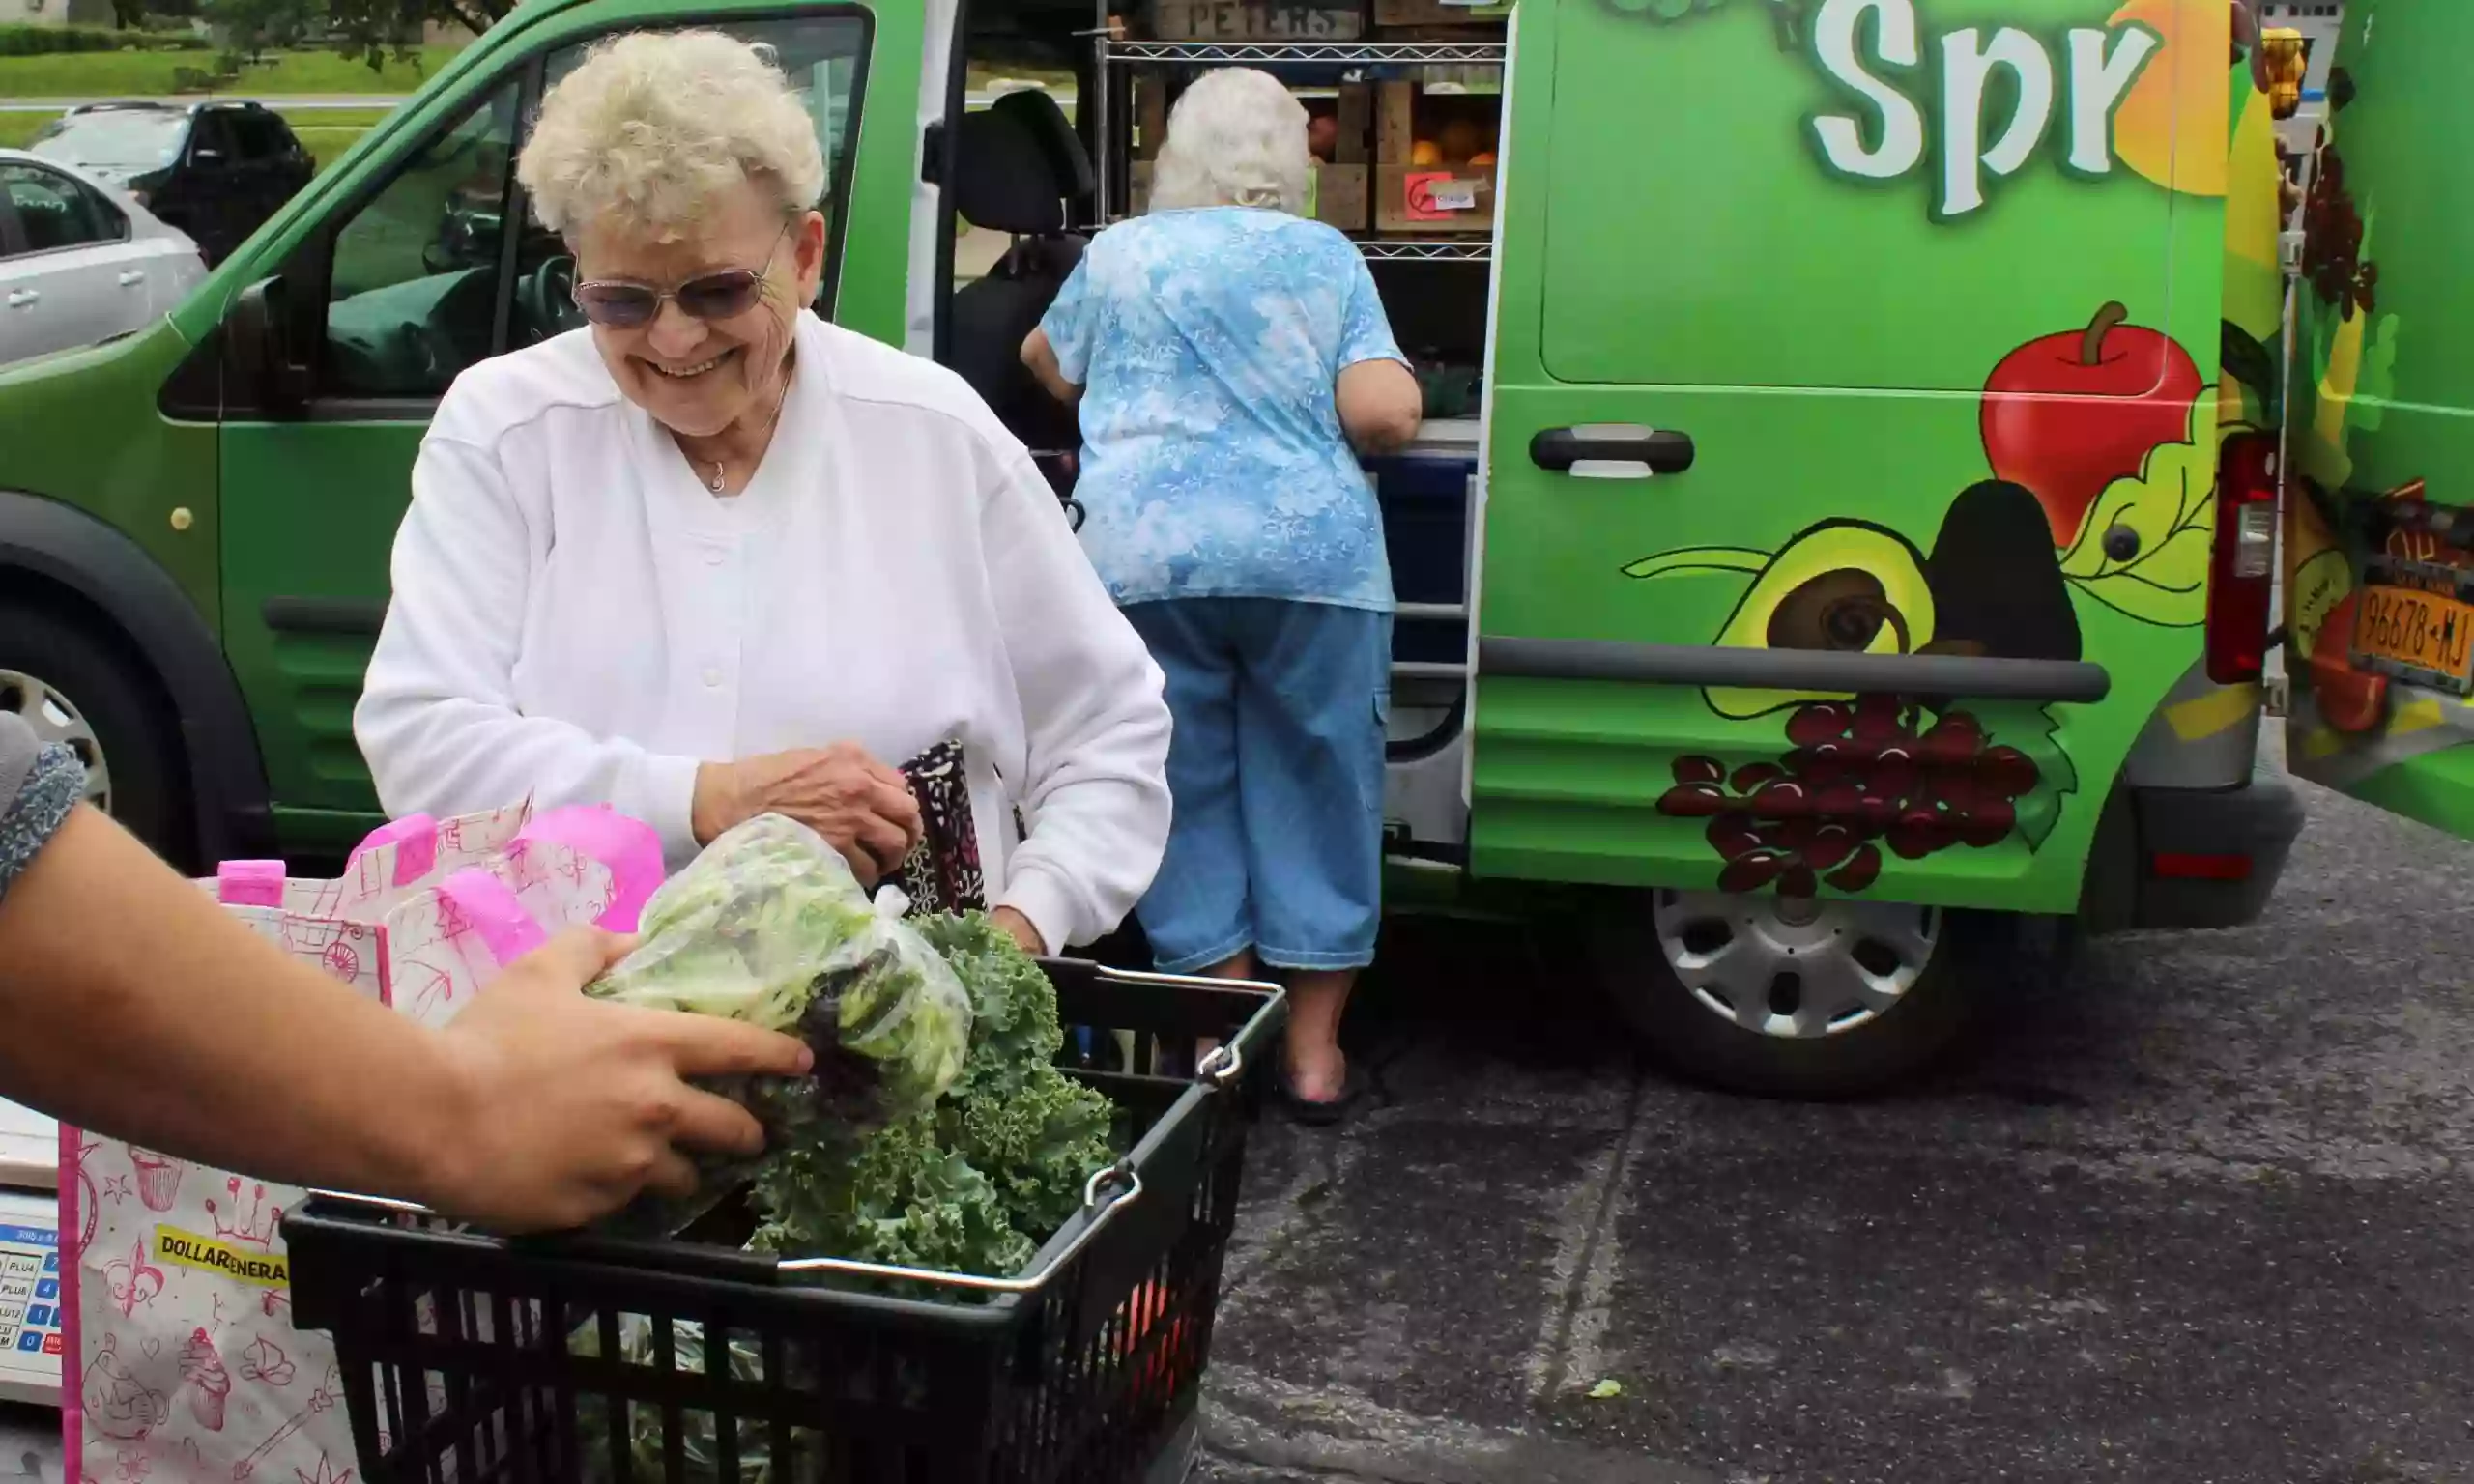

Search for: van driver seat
xmin=949 ymin=90 xmax=1095 ymax=463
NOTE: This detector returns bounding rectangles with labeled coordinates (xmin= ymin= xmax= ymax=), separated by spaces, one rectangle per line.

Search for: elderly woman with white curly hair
xmin=355 ymin=30 xmax=1173 ymax=959
xmin=1022 ymin=69 xmax=1424 ymax=1122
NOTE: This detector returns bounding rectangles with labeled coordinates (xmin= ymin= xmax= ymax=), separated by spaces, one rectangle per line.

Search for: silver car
xmin=0 ymin=149 xmax=208 ymax=368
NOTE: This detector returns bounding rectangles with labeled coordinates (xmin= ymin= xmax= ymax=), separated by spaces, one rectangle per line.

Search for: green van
xmin=0 ymin=0 xmax=2302 ymax=1096
xmin=2279 ymin=1 xmax=2474 ymax=840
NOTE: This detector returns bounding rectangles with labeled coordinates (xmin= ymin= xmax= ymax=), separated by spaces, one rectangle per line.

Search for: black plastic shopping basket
xmin=283 ymin=960 xmax=1286 ymax=1484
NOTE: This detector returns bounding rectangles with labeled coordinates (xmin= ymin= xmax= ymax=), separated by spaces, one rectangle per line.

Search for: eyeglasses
xmin=569 ymin=220 xmax=795 ymax=329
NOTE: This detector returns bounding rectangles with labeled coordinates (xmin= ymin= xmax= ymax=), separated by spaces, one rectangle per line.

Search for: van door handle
xmin=1530 ymin=425 xmax=1695 ymax=476
xmin=117 ymin=270 xmax=146 ymax=287
xmin=4 ymin=290 xmax=36 ymax=309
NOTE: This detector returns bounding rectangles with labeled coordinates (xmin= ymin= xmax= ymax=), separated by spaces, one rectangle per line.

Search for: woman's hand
xmin=428 ymin=928 xmax=815 ymax=1231
xmin=693 ymin=743 xmax=923 ymax=884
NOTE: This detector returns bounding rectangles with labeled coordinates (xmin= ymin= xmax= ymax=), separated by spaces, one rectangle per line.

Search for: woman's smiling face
xmin=573 ymin=181 xmax=825 ymax=439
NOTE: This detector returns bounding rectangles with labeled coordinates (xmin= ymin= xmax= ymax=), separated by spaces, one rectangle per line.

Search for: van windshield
xmin=31 ymin=111 xmax=187 ymax=173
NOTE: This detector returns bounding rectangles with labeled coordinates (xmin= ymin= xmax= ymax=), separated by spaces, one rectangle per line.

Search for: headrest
xmin=992 ymin=87 xmax=1094 ymax=203
xmin=954 ymin=89 xmax=1092 ymax=236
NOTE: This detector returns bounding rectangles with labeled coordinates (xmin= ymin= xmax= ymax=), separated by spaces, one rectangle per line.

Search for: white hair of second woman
xmin=1148 ymin=69 xmax=1312 ymax=214
xmin=518 ymin=29 xmax=826 ymax=239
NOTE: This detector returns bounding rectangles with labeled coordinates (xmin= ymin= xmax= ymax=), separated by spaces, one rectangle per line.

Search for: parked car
xmin=26 ymin=100 xmax=314 ymax=267
xmin=0 ymin=151 xmax=207 ymax=369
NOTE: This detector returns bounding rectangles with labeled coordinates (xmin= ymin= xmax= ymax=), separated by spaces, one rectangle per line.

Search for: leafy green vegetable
xmin=569 ymin=899 xmax=1128 ymax=1480
xmin=575 ymin=1319 xmax=817 ymax=1484
xmin=748 ymin=911 xmax=1118 ymax=1286
xmin=585 ymin=814 xmax=974 ymax=1235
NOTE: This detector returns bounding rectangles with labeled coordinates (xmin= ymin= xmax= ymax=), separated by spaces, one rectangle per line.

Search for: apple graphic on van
xmin=1979 ymin=302 xmax=2205 ymax=549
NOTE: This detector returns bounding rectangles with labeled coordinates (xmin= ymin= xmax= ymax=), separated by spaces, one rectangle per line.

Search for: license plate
xmin=2351 ymin=585 xmax=2474 ymax=692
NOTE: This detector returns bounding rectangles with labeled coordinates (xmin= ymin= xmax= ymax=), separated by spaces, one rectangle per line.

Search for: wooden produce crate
xmin=1148 ymin=0 xmax=1365 ymax=39
xmin=1310 ymin=162 xmax=1370 ymax=231
xmin=1377 ymin=79 xmax=1501 ymax=167
xmin=1373 ymin=162 xmax=1497 ymax=234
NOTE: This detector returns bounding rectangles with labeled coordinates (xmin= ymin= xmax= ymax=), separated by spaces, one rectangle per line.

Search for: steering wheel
xmin=518 ymin=255 xmax=586 ymax=343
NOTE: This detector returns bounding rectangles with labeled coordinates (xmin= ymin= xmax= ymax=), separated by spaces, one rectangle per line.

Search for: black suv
xmin=28 ymin=100 xmax=314 ymax=267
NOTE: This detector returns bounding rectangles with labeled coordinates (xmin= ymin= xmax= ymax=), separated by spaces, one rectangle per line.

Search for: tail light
xmin=2207 ymin=431 xmax=2280 ymax=684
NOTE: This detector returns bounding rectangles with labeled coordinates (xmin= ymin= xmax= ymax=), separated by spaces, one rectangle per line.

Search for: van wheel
xmin=0 ymin=603 xmax=185 ymax=856
xmin=1594 ymin=889 xmax=1978 ymax=1099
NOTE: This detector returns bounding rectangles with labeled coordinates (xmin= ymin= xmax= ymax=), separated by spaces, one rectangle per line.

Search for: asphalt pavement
xmin=1194 ymin=726 xmax=2474 ymax=1484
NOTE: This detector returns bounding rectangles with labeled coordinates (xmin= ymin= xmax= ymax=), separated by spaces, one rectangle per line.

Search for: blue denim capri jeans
xmin=1120 ymin=597 xmax=1391 ymax=976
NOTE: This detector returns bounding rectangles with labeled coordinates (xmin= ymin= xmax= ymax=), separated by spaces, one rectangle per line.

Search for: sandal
xmin=1275 ymin=1062 xmax=1371 ymax=1127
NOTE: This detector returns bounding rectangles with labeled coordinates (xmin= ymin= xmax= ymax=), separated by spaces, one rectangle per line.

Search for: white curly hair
xmin=517 ymin=29 xmax=826 ymax=238
xmin=1148 ymin=68 xmax=1311 ymax=214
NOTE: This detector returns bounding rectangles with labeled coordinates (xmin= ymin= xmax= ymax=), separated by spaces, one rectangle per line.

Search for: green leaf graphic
xmin=1966 ymin=700 xmax=2074 ymax=853
xmin=2058 ymin=435 xmax=2215 ymax=628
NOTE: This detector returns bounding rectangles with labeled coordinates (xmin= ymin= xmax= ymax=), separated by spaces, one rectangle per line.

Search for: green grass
xmin=0 ymin=104 xmax=395 ymax=173
xmin=0 ymin=44 xmax=458 ymax=98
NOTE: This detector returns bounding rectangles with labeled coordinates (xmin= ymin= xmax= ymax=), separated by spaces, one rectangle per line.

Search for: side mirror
xmin=227 ymin=276 xmax=312 ymax=407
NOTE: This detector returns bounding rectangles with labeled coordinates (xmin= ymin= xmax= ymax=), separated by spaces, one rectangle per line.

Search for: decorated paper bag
xmin=60 ymin=804 xmax=663 ymax=1484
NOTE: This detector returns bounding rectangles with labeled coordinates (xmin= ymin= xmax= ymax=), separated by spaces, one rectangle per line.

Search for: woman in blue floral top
xmin=1023 ymin=67 xmax=1424 ymax=1121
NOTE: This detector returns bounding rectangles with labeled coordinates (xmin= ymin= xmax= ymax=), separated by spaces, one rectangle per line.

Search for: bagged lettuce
xmin=585 ymin=813 xmax=973 ymax=1232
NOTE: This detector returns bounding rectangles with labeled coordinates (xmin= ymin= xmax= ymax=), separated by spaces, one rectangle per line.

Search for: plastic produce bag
xmin=586 ymin=813 xmax=974 ymax=1233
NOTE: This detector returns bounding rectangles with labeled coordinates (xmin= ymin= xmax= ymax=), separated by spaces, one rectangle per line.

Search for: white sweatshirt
xmin=354 ymin=311 xmax=1172 ymax=954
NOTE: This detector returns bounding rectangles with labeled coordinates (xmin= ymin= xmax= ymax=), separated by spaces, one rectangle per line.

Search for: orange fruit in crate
xmin=1307 ymin=114 xmax=1338 ymax=161
xmin=1468 ymin=151 xmax=1496 ymax=167
xmin=1438 ymin=118 xmax=1483 ymax=161
xmin=1409 ymin=139 xmax=1443 ymax=166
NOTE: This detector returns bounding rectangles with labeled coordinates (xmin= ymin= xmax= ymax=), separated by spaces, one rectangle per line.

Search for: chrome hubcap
xmin=1652 ymin=890 xmax=1941 ymax=1039
xmin=0 ymin=670 xmax=110 ymax=813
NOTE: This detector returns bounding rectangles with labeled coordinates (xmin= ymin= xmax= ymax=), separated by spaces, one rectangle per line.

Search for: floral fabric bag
xmin=60 ymin=804 xmax=662 ymax=1484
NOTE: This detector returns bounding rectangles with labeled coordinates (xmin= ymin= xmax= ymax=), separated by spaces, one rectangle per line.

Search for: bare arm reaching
xmin=0 ymin=723 xmax=811 ymax=1232
xmin=1021 ymin=327 xmax=1083 ymax=406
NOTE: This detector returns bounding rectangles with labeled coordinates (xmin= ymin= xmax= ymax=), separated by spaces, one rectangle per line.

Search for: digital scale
xmin=0 ymin=1100 xmax=62 ymax=1412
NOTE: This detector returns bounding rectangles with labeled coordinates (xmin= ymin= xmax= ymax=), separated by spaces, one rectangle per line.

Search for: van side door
xmin=206 ymin=1 xmax=920 ymax=851
xmin=1472 ymin=0 xmax=2224 ymax=916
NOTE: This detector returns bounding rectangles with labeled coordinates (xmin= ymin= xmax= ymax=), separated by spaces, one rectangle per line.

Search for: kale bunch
xmin=748 ymin=911 xmax=1118 ymax=1283
xmin=584 ymin=814 xmax=974 ymax=1237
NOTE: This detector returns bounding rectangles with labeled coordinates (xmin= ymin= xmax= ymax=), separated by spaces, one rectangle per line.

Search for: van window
xmin=316 ymin=14 xmax=867 ymax=402
xmin=230 ymin=110 xmax=293 ymax=161
xmin=0 ymin=162 xmax=126 ymax=254
xmin=189 ymin=110 xmax=241 ymax=162
xmin=541 ymin=14 xmax=868 ymax=240
xmin=322 ymin=81 xmax=525 ymax=399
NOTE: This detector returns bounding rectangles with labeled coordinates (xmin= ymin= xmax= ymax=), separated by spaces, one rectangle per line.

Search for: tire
xmin=0 ymin=601 xmax=187 ymax=857
xmin=1592 ymin=888 xmax=1994 ymax=1099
